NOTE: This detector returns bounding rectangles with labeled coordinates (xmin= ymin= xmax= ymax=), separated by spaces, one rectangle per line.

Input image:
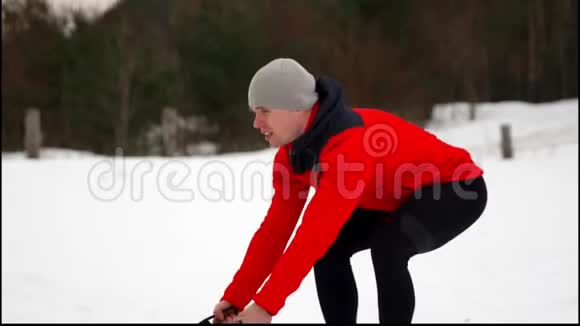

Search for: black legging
xmin=314 ymin=176 xmax=488 ymax=324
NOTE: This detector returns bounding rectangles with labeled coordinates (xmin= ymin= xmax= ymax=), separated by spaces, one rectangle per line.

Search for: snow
xmin=45 ymin=0 xmax=120 ymax=17
xmin=2 ymin=99 xmax=578 ymax=323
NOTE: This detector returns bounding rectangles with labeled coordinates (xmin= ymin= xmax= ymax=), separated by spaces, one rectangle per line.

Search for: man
xmin=212 ymin=58 xmax=487 ymax=323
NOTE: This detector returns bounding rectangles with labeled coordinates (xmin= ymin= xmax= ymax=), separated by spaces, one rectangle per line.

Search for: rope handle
xmin=198 ymin=306 xmax=239 ymax=324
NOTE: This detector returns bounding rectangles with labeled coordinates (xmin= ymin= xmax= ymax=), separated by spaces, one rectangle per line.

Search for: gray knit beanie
xmin=248 ymin=58 xmax=319 ymax=111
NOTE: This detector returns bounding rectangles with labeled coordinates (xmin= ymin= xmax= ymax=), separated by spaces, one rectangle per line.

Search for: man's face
xmin=251 ymin=107 xmax=311 ymax=147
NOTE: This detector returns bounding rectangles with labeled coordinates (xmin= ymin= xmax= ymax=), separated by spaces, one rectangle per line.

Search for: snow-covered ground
xmin=2 ymin=99 xmax=578 ymax=323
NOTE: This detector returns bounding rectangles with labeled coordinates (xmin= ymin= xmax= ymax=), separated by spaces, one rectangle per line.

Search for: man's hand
xmin=211 ymin=300 xmax=237 ymax=324
xmin=232 ymin=303 xmax=272 ymax=324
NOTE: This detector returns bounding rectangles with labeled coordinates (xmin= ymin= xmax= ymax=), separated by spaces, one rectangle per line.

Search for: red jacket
xmin=221 ymin=78 xmax=483 ymax=316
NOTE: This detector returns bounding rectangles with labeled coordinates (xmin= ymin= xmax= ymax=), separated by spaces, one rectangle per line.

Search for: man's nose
xmin=253 ymin=115 xmax=262 ymax=129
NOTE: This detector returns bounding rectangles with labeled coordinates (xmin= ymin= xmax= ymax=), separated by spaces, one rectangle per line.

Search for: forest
xmin=2 ymin=0 xmax=577 ymax=155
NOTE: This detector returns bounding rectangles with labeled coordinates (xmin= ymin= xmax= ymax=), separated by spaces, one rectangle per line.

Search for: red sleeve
xmin=252 ymin=128 xmax=375 ymax=315
xmin=220 ymin=146 xmax=310 ymax=311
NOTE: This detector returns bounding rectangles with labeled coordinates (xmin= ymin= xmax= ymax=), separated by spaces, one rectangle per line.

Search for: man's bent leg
xmin=314 ymin=255 xmax=358 ymax=323
xmin=370 ymin=221 xmax=417 ymax=323
xmin=313 ymin=209 xmax=387 ymax=323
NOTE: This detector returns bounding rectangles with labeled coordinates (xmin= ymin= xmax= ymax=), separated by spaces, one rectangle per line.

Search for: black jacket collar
xmin=289 ymin=76 xmax=363 ymax=174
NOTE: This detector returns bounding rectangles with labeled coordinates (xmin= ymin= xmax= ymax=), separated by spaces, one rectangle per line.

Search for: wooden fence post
xmin=161 ymin=106 xmax=181 ymax=156
xmin=25 ymin=108 xmax=42 ymax=159
xmin=501 ymin=124 xmax=513 ymax=159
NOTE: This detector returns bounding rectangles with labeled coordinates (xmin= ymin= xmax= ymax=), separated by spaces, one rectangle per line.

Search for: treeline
xmin=2 ymin=0 xmax=577 ymax=155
